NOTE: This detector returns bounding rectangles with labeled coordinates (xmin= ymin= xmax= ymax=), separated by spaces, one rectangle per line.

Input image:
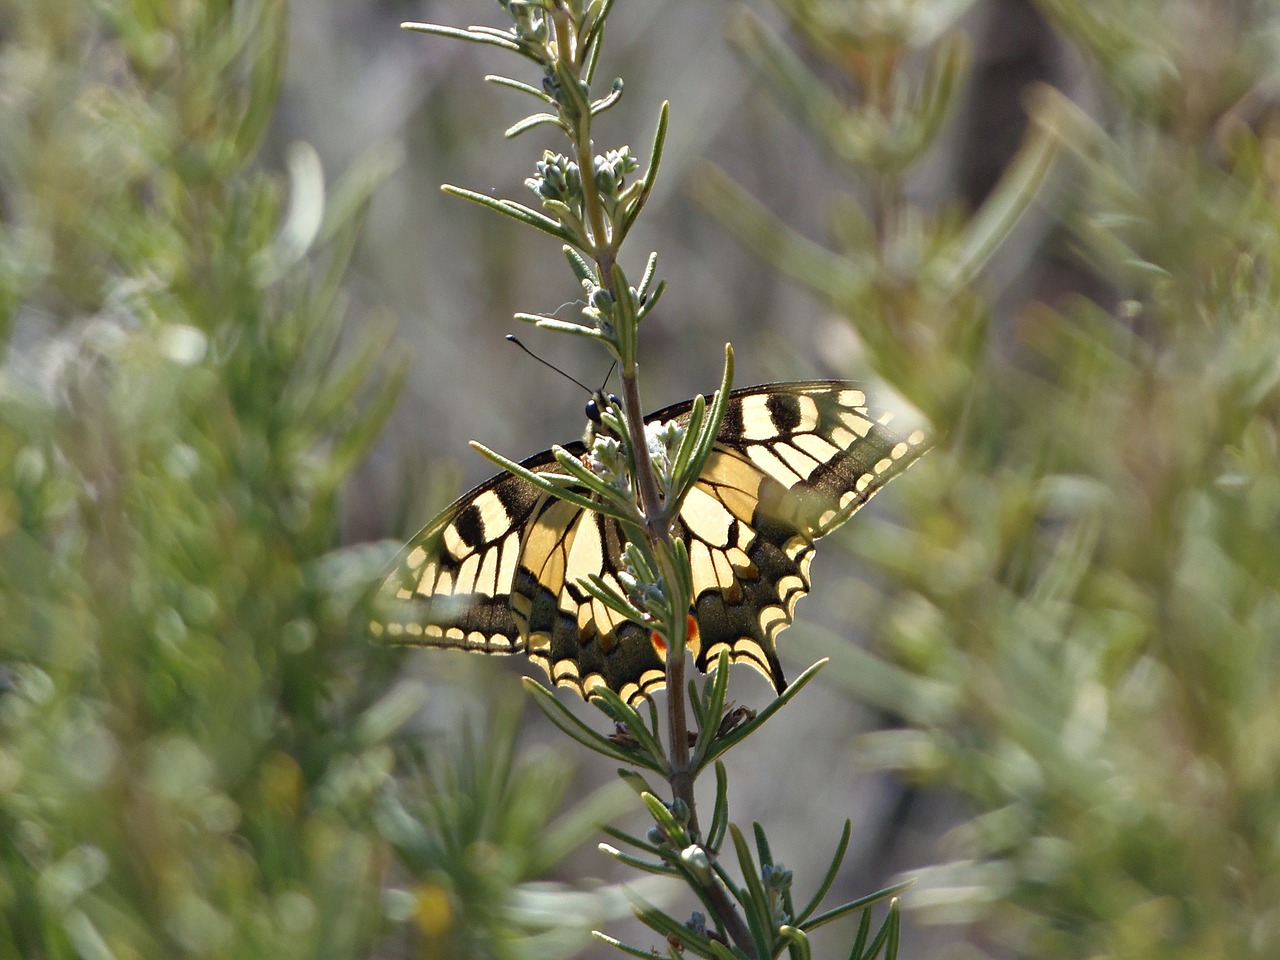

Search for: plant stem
xmin=550 ymin=9 xmax=757 ymax=953
xmin=707 ymin=881 xmax=758 ymax=958
xmin=618 ymin=372 xmax=757 ymax=958
xmin=616 ymin=372 xmax=695 ymax=816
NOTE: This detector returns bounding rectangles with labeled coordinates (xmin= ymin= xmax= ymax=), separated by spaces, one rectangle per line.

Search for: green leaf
xmin=515 ymin=315 xmax=609 ymax=343
xmin=856 ymin=899 xmax=901 ymax=960
xmin=636 ymin=278 xmax=666 ymax=319
xmin=778 ymin=925 xmax=813 ymax=960
xmin=707 ymin=761 xmax=730 ymax=853
xmin=629 ymin=891 xmax=723 ymax=956
xmin=641 ymin=791 xmax=685 ymax=839
xmin=441 ymin=185 xmax=581 ymax=245
xmin=752 ymin=822 xmax=774 ymax=871
xmin=933 ymin=84 xmax=1073 ymax=293
xmin=617 ymin=101 xmax=668 ymax=242
xmin=588 ymin=687 xmax=667 ymax=767
xmin=727 ymin=10 xmax=847 ymax=158
xmin=577 ymin=573 xmax=649 ymax=629
xmin=667 ymin=392 xmax=707 ymax=505
xmin=564 ymin=245 xmax=597 ymax=283
xmin=485 ymin=73 xmax=555 ymax=103
xmin=883 ymin=901 xmax=901 ymax=960
xmin=590 ymin=79 xmax=625 ymax=116
xmin=592 ymin=930 xmax=669 ymax=959
xmin=910 ymin=32 xmax=970 ymax=165
xmin=600 ymin=822 xmax=669 ymax=859
xmin=468 ymin=440 xmax=629 ymax=520
xmin=670 ymin=343 xmax=734 ymax=510
xmin=692 ymin=163 xmax=875 ymax=305
xmin=596 ymin=840 xmax=679 ymax=876
xmin=579 ymin=0 xmax=618 ymax=73
xmin=794 ymin=820 xmax=852 ymax=925
xmin=615 ymin=768 xmax=656 ymax=798
xmin=800 ymin=880 xmax=913 ymax=933
xmin=522 ymin=678 xmax=654 ymax=767
xmin=549 ymin=446 xmax=637 ymax=513
xmin=690 ymin=649 xmax=731 ymax=769
xmin=635 ymin=251 xmax=660 ymax=300
xmin=847 ymin=907 xmax=872 ymax=960
xmin=728 ymin=824 xmax=774 ymax=956
xmin=694 ymin=658 xmax=829 ymax=772
xmin=400 ymin=20 xmax=522 ymax=53
xmin=506 ymin=112 xmax=567 ymax=138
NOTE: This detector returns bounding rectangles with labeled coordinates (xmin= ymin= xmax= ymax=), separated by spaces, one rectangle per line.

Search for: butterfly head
xmin=584 ymin=391 xmax=623 ymax=445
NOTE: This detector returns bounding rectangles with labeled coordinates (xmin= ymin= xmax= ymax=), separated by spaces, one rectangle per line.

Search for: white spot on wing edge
xmin=553 ymin=659 xmax=581 ymax=681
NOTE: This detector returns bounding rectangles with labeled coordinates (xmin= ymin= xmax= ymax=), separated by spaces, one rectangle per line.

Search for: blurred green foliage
xmin=0 ymin=3 xmax=620 ymax=958
xmin=711 ymin=1 xmax=1280 ymax=958
xmin=7 ymin=0 xmax=1280 ymax=959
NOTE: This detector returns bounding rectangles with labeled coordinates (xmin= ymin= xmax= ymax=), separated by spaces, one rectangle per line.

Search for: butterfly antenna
xmin=598 ymin=359 xmax=618 ymax=392
xmin=506 ymin=335 xmax=597 ymax=395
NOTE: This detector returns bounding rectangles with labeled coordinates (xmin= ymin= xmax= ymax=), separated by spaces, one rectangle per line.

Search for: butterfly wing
xmin=370 ymin=447 xmax=567 ymax=654
xmin=660 ymin=381 xmax=929 ymax=694
xmin=509 ymin=499 xmax=667 ymax=703
xmin=371 ymin=442 xmax=669 ymax=702
xmin=372 ymin=380 xmax=927 ymax=705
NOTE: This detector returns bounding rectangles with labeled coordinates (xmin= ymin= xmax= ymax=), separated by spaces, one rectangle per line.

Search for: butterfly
xmin=371 ymin=381 xmax=928 ymax=705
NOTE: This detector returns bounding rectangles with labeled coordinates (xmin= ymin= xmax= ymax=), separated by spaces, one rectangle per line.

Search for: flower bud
xmin=680 ymin=844 xmax=712 ymax=878
xmin=669 ymin=797 xmax=690 ymax=825
xmin=589 ymin=285 xmax=614 ymax=311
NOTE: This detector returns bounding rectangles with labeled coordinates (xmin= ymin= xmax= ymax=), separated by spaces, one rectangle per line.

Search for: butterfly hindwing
xmin=511 ymin=491 xmax=667 ymax=703
xmin=372 ymin=381 xmax=927 ymax=705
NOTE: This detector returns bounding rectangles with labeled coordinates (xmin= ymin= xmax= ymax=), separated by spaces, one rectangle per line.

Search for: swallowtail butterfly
xmin=371 ymin=381 xmax=927 ymax=705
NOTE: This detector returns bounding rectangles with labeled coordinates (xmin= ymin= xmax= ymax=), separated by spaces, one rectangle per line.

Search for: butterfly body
xmin=371 ymin=381 xmax=927 ymax=704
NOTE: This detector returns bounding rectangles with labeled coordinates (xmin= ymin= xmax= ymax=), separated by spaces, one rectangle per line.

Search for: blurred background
xmin=4 ymin=1 xmax=1280 ymax=958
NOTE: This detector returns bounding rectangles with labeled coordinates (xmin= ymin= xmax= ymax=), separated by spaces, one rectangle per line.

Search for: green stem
xmin=542 ymin=7 xmax=756 ymax=954
xmin=620 ymin=367 xmax=758 ymax=959
xmin=618 ymin=373 xmax=665 ymax=537
xmin=616 ymin=373 xmax=693 ymax=816
xmin=577 ymin=120 xmax=613 ymax=263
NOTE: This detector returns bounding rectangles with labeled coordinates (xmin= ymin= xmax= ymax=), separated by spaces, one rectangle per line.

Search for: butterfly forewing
xmin=661 ymin=382 xmax=927 ymax=690
xmin=370 ymin=450 xmax=566 ymax=652
xmin=372 ymin=381 xmax=928 ymax=705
